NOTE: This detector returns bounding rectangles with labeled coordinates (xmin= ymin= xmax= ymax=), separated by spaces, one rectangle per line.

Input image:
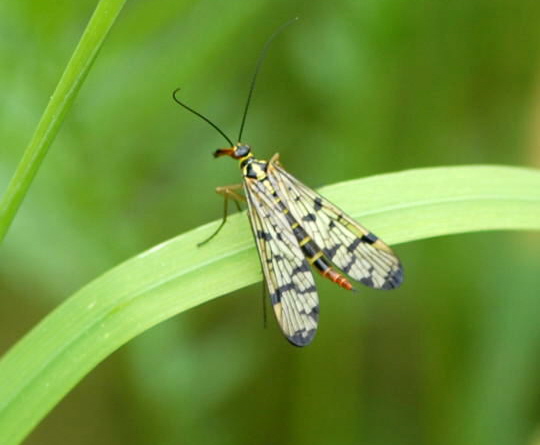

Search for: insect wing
xmin=244 ymin=178 xmax=319 ymax=346
xmin=268 ymin=160 xmax=403 ymax=290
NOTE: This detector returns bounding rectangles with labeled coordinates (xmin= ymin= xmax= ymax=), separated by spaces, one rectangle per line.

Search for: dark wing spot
xmin=302 ymin=213 xmax=317 ymax=222
xmin=256 ymin=230 xmax=272 ymax=241
xmin=382 ymin=266 xmax=404 ymax=289
xmin=347 ymin=238 xmax=361 ymax=253
xmin=299 ymin=284 xmax=317 ymax=294
xmin=276 ymin=282 xmax=295 ymax=295
xmin=360 ymin=276 xmax=375 ymax=287
xmin=342 ymin=256 xmax=356 ymax=274
xmin=314 ymin=197 xmax=323 ymax=211
xmin=360 ymin=232 xmax=379 ymax=244
xmin=291 ymin=263 xmax=310 ymax=275
xmin=271 ymin=282 xmax=295 ymax=305
xmin=324 ymin=244 xmax=340 ymax=259
xmin=300 ymin=305 xmax=320 ymax=321
xmin=267 ymin=254 xmax=283 ymax=264
xmin=288 ymin=328 xmax=317 ymax=347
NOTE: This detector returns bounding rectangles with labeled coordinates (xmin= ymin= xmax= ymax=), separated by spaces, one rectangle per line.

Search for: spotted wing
xmin=244 ymin=177 xmax=319 ymax=347
xmin=268 ymin=158 xmax=403 ymax=290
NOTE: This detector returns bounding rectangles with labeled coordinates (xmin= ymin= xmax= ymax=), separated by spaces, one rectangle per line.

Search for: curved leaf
xmin=0 ymin=165 xmax=539 ymax=444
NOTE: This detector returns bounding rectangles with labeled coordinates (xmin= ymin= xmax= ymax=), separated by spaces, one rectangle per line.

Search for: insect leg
xmin=268 ymin=153 xmax=281 ymax=164
xmin=198 ymin=184 xmax=245 ymax=247
xmin=261 ymin=282 xmax=268 ymax=329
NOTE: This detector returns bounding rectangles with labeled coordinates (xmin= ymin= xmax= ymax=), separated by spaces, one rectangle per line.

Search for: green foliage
xmin=1 ymin=1 xmax=540 ymax=445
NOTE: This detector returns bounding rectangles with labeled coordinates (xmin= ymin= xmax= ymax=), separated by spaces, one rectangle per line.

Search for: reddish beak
xmin=213 ymin=147 xmax=235 ymax=158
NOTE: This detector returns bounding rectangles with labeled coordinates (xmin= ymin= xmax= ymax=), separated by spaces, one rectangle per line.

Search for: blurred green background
xmin=1 ymin=0 xmax=540 ymax=444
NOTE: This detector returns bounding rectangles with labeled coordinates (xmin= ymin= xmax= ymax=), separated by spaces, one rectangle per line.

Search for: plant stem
xmin=0 ymin=0 xmax=127 ymax=243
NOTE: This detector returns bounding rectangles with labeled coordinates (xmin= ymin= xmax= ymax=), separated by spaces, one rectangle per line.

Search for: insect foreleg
xmin=197 ymin=184 xmax=245 ymax=247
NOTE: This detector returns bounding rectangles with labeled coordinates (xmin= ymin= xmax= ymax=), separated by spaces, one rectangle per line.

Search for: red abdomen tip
xmin=323 ymin=268 xmax=353 ymax=291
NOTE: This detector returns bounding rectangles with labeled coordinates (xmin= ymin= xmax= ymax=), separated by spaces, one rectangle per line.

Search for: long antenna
xmin=172 ymin=88 xmax=234 ymax=146
xmin=237 ymin=17 xmax=299 ymax=142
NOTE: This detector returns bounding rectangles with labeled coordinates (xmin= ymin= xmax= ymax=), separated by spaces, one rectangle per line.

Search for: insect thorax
xmin=242 ymin=158 xmax=268 ymax=180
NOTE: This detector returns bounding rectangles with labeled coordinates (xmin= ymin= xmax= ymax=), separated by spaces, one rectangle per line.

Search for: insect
xmin=173 ymin=19 xmax=403 ymax=346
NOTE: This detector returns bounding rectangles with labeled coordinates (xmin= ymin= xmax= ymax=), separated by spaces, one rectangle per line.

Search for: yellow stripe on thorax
xmin=238 ymin=153 xmax=253 ymax=164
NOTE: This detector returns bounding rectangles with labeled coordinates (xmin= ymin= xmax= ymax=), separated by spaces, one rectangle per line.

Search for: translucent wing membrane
xmin=244 ymin=179 xmax=319 ymax=346
xmin=239 ymin=153 xmax=402 ymax=346
xmin=268 ymin=159 xmax=403 ymax=290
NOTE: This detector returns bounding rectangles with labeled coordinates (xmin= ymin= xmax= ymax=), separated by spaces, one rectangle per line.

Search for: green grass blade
xmin=0 ymin=0 xmax=127 ymax=243
xmin=0 ymin=165 xmax=539 ymax=445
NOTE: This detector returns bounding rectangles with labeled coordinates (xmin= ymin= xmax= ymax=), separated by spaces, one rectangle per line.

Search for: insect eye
xmin=235 ymin=145 xmax=251 ymax=157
